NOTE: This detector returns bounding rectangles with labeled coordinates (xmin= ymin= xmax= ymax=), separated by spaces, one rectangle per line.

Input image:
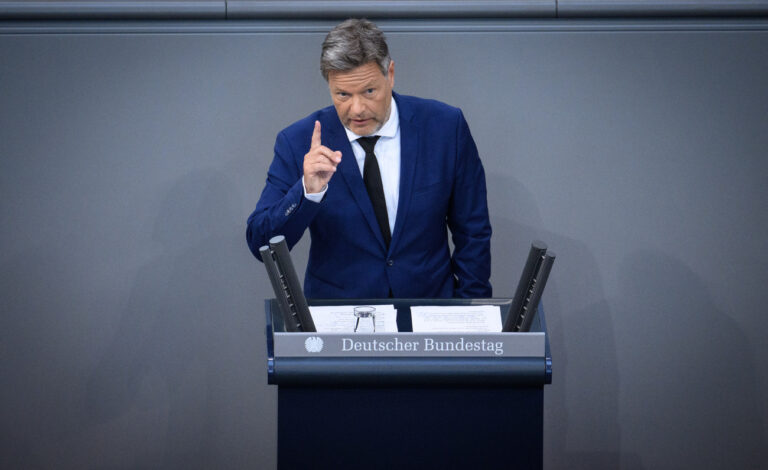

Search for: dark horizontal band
xmin=270 ymin=356 xmax=549 ymax=386
xmin=0 ymin=1 xmax=226 ymax=19
xmin=1 ymin=1 xmax=768 ymax=21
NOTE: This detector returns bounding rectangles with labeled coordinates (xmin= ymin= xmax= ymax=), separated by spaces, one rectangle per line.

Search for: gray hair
xmin=320 ymin=19 xmax=391 ymax=81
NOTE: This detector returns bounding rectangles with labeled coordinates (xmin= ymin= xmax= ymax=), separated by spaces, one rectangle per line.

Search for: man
xmin=246 ymin=19 xmax=491 ymax=299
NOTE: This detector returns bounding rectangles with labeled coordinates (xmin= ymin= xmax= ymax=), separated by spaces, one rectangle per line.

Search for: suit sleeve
xmin=245 ymin=130 xmax=323 ymax=260
xmin=448 ymin=110 xmax=493 ymax=297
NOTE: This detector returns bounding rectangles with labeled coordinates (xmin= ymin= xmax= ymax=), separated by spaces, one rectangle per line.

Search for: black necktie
xmin=357 ymin=136 xmax=391 ymax=248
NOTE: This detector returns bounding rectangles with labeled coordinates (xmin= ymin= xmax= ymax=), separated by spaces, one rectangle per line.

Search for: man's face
xmin=328 ymin=61 xmax=395 ymax=136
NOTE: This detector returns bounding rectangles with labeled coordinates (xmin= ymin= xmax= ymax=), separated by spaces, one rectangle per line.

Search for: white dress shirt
xmin=304 ymin=97 xmax=401 ymax=234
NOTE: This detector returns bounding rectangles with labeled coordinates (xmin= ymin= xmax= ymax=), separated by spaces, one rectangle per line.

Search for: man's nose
xmin=350 ymin=96 xmax=365 ymax=115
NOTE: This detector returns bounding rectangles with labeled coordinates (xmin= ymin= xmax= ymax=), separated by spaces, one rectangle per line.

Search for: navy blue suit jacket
xmin=246 ymin=92 xmax=491 ymax=299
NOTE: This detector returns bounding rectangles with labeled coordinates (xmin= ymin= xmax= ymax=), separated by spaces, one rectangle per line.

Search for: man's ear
xmin=388 ymin=60 xmax=395 ymax=88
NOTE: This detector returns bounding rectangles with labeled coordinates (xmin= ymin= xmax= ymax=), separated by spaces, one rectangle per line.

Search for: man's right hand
xmin=303 ymin=120 xmax=342 ymax=194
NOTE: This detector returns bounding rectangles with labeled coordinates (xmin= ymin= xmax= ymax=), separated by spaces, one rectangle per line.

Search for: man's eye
xmin=366 ymin=89 xmax=375 ymax=94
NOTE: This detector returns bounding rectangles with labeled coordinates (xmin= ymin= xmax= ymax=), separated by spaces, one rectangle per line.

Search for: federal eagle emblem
xmin=304 ymin=336 xmax=324 ymax=353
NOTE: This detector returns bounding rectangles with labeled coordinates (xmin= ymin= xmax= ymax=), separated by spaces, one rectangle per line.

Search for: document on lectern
xmin=410 ymin=305 xmax=503 ymax=332
xmin=309 ymin=305 xmax=399 ymax=332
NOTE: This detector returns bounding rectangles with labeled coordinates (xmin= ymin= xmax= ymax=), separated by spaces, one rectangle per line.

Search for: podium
xmin=266 ymin=298 xmax=552 ymax=470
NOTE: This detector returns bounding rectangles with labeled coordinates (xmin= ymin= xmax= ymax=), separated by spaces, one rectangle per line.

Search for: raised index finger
xmin=311 ymin=120 xmax=321 ymax=149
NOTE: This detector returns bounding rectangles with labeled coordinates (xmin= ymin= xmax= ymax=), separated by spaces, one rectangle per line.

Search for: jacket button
xmin=386 ymin=259 xmax=394 ymax=267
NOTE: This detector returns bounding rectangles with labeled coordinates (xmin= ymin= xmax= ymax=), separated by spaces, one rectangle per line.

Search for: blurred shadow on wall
xmin=83 ymin=169 xmax=270 ymax=469
xmin=613 ymin=251 xmax=765 ymax=469
xmin=488 ymin=173 xmax=643 ymax=470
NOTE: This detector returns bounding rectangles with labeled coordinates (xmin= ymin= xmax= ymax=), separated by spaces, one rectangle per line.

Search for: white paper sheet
xmin=309 ymin=305 xmax=399 ymax=333
xmin=410 ymin=305 xmax=502 ymax=332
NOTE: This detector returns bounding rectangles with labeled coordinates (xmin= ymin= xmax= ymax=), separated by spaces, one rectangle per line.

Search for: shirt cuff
xmin=302 ymin=176 xmax=327 ymax=203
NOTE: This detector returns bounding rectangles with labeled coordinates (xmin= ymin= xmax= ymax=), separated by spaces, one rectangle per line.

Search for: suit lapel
xmin=323 ymin=111 xmax=387 ymax=251
xmin=390 ymin=93 xmax=418 ymax=254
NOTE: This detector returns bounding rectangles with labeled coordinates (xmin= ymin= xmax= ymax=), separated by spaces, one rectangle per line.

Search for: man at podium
xmin=246 ymin=19 xmax=492 ymax=299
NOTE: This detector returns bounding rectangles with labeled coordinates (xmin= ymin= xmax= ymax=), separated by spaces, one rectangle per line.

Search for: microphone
xmin=503 ymin=241 xmax=555 ymax=332
xmin=260 ymin=235 xmax=316 ymax=332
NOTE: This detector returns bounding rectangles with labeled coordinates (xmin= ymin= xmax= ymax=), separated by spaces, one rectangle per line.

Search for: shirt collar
xmin=343 ymin=96 xmax=399 ymax=142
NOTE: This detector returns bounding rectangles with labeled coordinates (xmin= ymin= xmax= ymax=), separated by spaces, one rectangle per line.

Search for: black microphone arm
xmin=502 ymin=241 xmax=556 ymax=333
xmin=259 ymin=235 xmax=316 ymax=332
xmin=517 ymin=251 xmax=555 ymax=333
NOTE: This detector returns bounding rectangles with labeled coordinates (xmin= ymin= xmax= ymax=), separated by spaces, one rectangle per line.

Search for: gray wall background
xmin=2 ymin=17 xmax=767 ymax=470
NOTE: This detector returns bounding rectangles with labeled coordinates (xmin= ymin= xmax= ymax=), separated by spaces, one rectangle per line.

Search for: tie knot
xmin=357 ymin=136 xmax=380 ymax=155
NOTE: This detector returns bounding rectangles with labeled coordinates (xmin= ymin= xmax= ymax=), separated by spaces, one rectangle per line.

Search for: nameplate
xmin=273 ymin=332 xmax=545 ymax=358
